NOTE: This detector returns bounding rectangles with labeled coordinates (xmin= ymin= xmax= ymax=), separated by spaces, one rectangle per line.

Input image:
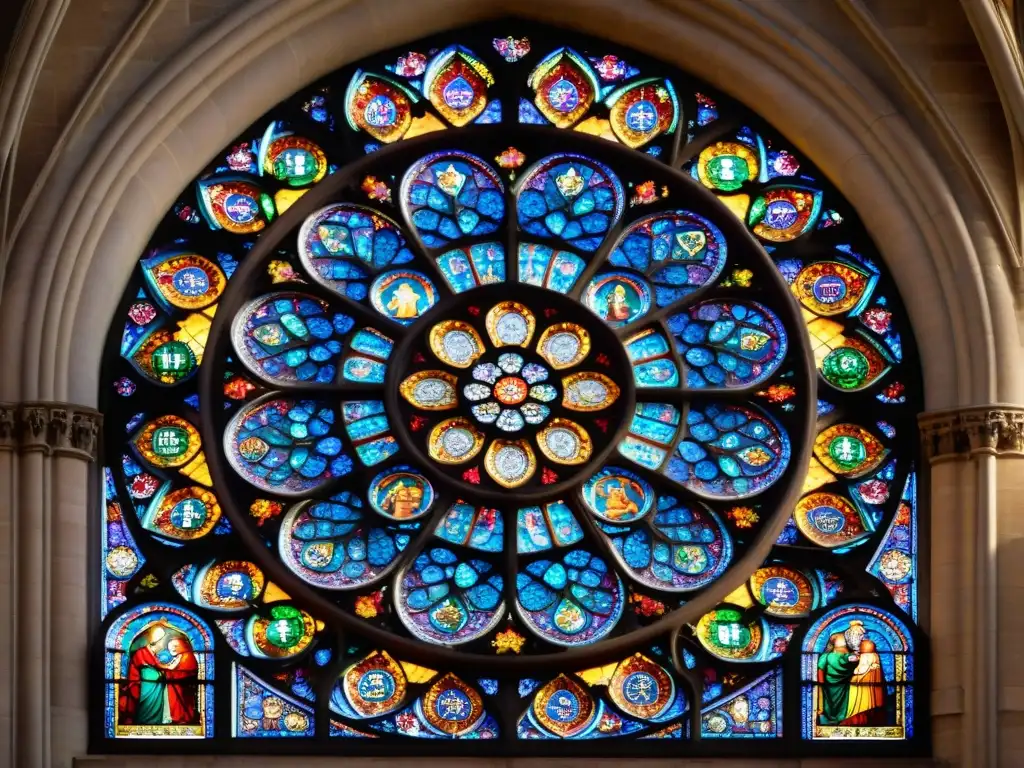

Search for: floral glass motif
xmin=98 ymin=20 xmax=921 ymax=757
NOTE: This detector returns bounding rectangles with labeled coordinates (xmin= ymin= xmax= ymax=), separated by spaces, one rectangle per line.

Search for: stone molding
xmin=919 ymin=405 xmax=1024 ymax=459
xmin=0 ymin=401 xmax=101 ymax=459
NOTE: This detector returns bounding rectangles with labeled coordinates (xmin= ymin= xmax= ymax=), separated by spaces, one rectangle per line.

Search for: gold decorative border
xmin=0 ymin=401 xmax=102 ymax=459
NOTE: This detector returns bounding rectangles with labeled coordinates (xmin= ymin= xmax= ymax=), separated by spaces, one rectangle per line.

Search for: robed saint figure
xmin=119 ymin=627 xmax=199 ymax=726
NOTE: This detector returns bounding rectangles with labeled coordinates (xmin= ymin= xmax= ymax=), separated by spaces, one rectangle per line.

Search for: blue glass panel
xmin=402 ymin=151 xmax=505 ymax=248
xmin=299 ymin=204 xmax=413 ymax=298
xmin=517 ymin=502 xmax=584 ymax=553
xmin=701 ymin=669 xmax=782 ymax=738
xmin=517 ymin=154 xmax=624 ymax=252
xmin=396 ymin=548 xmax=504 ymax=644
xmin=667 ymin=300 xmax=788 ymax=388
xmin=435 ymin=503 xmax=504 ymax=552
xmin=234 ymin=665 xmax=316 ymax=737
xmin=665 ymin=402 xmax=790 ymax=499
xmin=280 ymin=490 xmax=418 ymax=588
xmin=516 ymin=550 xmax=624 ymax=646
xmin=350 ymin=328 xmax=394 ymax=359
xmin=867 ymin=471 xmax=917 ymax=619
xmin=226 ymin=396 xmax=351 ymax=494
xmin=610 ymin=211 xmax=727 ymax=300
xmin=599 ymin=495 xmax=733 ymax=591
xmin=437 ymin=243 xmax=505 ymax=293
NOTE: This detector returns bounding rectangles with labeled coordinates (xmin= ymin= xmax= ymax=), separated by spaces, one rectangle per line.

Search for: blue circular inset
xmin=547 ymin=79 xmax=580 ymax=113
xmin=545 ymin=690 xmax=581 ymax=722
xmin=357 ymin=670 xmax=396 ymax=702
xmin=809 ymin=505 xmax=845 ymax=534
xmin=434 ymin=688 xmax=473 ymax=720
xmin=223 ymin=193 xmax=258 ymax=224
xmin=442 ymin=76 xmax=476 ymax=110
xmin=364 ymin=94 xmax=398 ymax=127
xmin=763 ymin=199 xmax=799 ymax=230
xmin=622 ymin=671 xmax=659 ymax=706
xmin=215 ymin=571 xmax=252 ymax=599
xmin=625 ymin=100 xmax=658 ymax=133
xmin=172 ymin=266 xmax=210 ymax=297
xmin=170 ymin=498 xmax=208 ymax=530
xmin=812 ymin=275 xmax=847 ymax=305
xmin=761 ymin=576 xmax=800 ymax=606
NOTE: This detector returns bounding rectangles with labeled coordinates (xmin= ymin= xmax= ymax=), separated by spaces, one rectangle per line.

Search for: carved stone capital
xmin=919 ymin=406 xmax=1024 ymax=460
xmin=0 ymin=402 xmax=102 ymax=459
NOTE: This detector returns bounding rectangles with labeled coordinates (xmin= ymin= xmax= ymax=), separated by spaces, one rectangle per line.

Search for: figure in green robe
xmin=817 ymin=633 xmax=858 ymax=725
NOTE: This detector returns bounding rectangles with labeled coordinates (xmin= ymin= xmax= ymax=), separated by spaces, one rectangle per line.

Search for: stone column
xmin=0 ymin=402 xmax=101 ymax=768
xmin=920 ymin=407 xmax=1024 ymax=768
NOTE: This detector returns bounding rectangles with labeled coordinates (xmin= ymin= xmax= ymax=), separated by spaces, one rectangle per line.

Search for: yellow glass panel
xmin=406 ymin=113 xmax=446 ymax=139
xmin=179 ymin=450 xmax=212 ymax=487
xmin=717 ymin=194 xmax=750 ymax=220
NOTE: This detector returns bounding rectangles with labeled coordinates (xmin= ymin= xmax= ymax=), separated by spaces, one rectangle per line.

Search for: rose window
xmin=197 ymin=126 xmax=816 ymax=661
xmin=99 ymin=21 xmax=922 ymax=752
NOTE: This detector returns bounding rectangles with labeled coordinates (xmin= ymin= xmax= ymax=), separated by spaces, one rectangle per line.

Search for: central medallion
xmin=392 ymin=284 xmax=633 ymax=499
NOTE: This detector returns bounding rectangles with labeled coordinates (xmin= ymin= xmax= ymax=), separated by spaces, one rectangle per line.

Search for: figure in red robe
xmin=119 ymin=627 xmax=199 ymax=726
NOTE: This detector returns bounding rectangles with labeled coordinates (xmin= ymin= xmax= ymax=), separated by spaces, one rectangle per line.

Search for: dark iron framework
xmin=93 ymin=20 xmax=927 ymax=758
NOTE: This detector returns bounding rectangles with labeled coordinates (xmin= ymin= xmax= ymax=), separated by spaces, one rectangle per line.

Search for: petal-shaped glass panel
xmin=605 ymin=78 xmax=679 ymax=148
xmin=402 ymin=150 xmax=505 ymax=248
xmin=748 ymin=186 xmax=822 ymax=242
xmin=517 ymin=154 xmax=624 ymax=251
xmin=423 ymin=46 xmax=493 ymax=126
xmin=428 ymin=418 xmax=485 ymax=464
xmin=790 ymin=259 xmax=877 ymax=317
xmin=399 ymin=370 xmax=458 ymax=410
xmin=141 ymin=250 xmax=226 ymax=311
xmin=486 ymin=301 xmax=537 ymax=348
xmin=345 ymin=71 xmax=417 ymax=143
xmin=537 ymin=419 xmax=593 ymax=465
xmin=561 ymin=372 xmax=620 ymax=411
xmin=484 ymin=439 xmax=537 ymax=487
xmin=666 ymin=402 xmax=790 ymax=499
xmin=429 ymin=320 xmax=486 ymax=368
xmin=819 ymin=333 xmax=893 ymax=392
xmin=536 ymin=322 xmax=591 ymax=369
xmin=225 ymin=396 xmax=352 ymax=495
xmin=812 ymin=424 xmax=889 ymax=478
xmin=666 ymin=300 xmax=787 ymax=389
xmin=396 ymin=548 xmax=504 ymax=644
xmin=527 ymin=48 xmax=599 ymax=127
xmin=233 ymin=292 xmax=355 ymax=385
xmin=516 ymin=549 xmax=624 ymax=646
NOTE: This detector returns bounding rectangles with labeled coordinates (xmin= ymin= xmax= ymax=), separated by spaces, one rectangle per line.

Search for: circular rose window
xmin=200 ymin=128 xmax=815 ymax=666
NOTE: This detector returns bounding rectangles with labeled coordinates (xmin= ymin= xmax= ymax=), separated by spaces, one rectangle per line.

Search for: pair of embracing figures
xmin=816 ymin=620 xmax=887 ymax=727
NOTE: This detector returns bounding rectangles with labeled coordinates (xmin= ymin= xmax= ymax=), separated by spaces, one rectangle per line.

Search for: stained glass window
xmin=96 ymin=21 xmax=924 ymax=757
